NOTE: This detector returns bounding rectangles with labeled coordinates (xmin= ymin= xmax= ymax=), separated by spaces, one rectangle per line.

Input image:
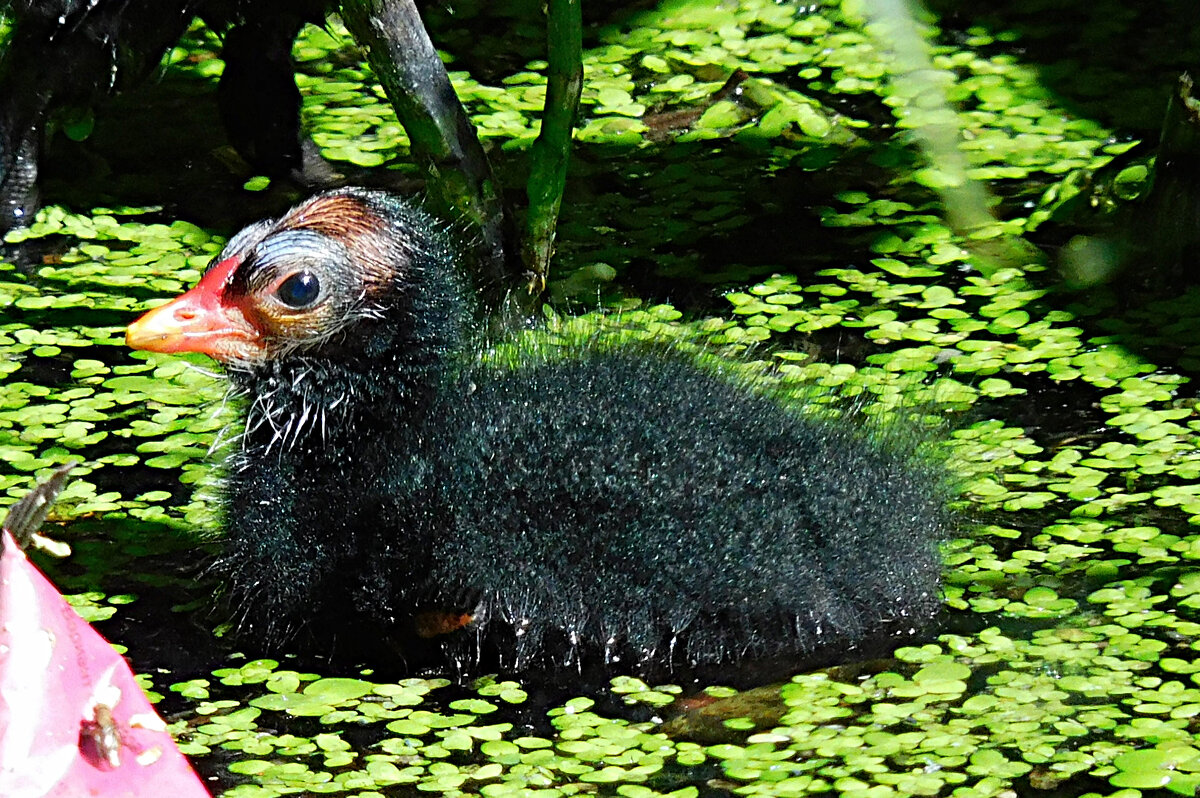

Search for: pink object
xmin=0 ymin=525 xmax=211 ymax=797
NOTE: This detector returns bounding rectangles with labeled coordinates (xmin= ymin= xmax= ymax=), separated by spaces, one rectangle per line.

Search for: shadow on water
xmin=926 ymin=0 xmax=1200 ymax=133
xmin=556 ymin=140 xmax=875 ymax=309
xmin=43 ymin=73 xmax=904 ymax=314
xmin=38 ymin=73 xmax=315 ymax=234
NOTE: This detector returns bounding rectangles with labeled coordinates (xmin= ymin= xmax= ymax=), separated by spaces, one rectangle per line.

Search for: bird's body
xmin=127 ymin=188 xmax=948 ymax=673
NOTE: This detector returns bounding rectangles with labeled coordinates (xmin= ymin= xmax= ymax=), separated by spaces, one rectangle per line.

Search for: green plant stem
xmin=521 ymin=0 xmax=583 ymax=297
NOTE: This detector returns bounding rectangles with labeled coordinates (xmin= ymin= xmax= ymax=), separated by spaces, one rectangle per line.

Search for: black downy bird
xmin=126 ymin=188 xmax=949 ymax=673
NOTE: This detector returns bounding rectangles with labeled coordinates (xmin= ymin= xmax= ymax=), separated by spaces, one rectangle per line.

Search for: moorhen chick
xmin=126 ymin=188 xmax=949 ymax=672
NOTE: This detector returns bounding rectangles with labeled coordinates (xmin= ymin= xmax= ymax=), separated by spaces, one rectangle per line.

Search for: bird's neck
xmin=230 ymin=348 xmax=445 ymax=453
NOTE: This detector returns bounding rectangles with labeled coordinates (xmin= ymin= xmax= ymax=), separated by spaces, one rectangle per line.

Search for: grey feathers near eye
xmin=242 ymin=230 xmax=346 ymax=299
xmin=219 ymin=219 xmax=275 ymax=262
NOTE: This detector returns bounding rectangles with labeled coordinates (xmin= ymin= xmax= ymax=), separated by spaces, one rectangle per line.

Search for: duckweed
xmin=4 ymin=0 xmax=1200 ymax=795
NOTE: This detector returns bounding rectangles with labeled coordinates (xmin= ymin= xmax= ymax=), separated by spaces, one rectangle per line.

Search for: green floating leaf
xmin=304 ymin=677 xmax=376 ymax=702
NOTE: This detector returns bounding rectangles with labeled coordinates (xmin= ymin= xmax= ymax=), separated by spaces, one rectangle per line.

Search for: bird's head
xmin=126 ymin=189 xmax=468 ymax=369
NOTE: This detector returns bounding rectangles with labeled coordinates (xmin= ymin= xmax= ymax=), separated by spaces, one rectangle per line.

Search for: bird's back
xmin=373 ymin=346 xmax=948 ymax=670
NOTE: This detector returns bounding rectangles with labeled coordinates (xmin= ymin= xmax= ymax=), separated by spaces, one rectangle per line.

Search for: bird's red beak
xmin=125 ymin=255 xmax=263 ymax=361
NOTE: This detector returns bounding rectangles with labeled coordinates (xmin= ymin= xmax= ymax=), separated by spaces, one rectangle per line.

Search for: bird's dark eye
xmin=275 ymin=272 xmax=321 ymax=308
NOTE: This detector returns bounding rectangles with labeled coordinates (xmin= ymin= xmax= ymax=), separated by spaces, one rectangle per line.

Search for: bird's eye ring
xmin=274 ymin=272 xmax=321 ymax=308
